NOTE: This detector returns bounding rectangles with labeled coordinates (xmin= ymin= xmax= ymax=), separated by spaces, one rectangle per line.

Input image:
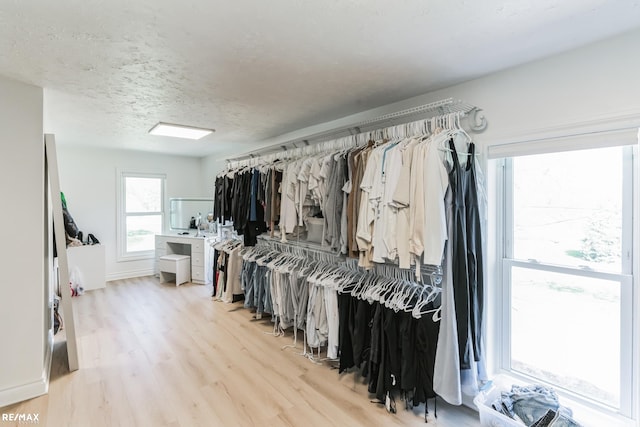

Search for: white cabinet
xmin=67 ymin=244 xmax=106 ymax=290
xmin=154 ymin=234 xmax=215 ymax=285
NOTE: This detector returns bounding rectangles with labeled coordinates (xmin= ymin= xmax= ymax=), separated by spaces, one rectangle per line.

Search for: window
xmin=118 ymin=172 xmax=165 ymax=260
xmin=497 ymin=142 xmax=637 ymax=417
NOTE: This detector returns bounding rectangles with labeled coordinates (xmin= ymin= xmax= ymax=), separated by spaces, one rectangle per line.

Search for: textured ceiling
xmin=1 ymin=0 xmax=640 ymax=157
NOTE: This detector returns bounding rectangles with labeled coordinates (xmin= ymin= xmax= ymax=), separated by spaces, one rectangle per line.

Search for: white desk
xmin=154 ymin=233 xmax=216 ymax=285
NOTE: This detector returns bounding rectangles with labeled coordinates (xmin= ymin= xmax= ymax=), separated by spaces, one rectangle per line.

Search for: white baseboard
xmin=0 ymin=369 xmax=49 ymax=408
xmin=0 ymin=329 xmax=54 ymax=407
xmin=106 ymin=269 xmax=155 ymax=282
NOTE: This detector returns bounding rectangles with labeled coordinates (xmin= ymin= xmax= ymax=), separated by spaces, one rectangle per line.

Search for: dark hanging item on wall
xmin=61 ymin=192 xmax=80 ymax=238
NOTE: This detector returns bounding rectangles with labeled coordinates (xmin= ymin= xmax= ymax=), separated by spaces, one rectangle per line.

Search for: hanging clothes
xmin=279 ymin=162 xmax=299 ymax=235
xmin=463 ymin=142 xmax=484 ymax=362
xmin=447 ymin=138 xmax=484 ymax=370
xmin=433 ymin=185 xmax=462 ymax=405
xmin=390 ymin=137 xmax=421 ymax=269
xmin=244 ymin=168 xmax=267 ymax=246
xmin=218 ymin=110 xmax=489 ymax=419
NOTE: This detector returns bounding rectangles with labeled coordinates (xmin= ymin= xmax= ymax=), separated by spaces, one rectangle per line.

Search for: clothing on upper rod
xmin=214 ymin=112 xmax=480 ymax=259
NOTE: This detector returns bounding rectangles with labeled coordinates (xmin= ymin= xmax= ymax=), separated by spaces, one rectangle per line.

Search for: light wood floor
xmin=2 ymin=277 xmax=480 ymax=426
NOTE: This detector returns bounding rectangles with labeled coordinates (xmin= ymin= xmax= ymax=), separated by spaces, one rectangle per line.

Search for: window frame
xmin=493 ymin=138 xmax=638 ymax=420
xmin=117 ymin=171 xmax=166 ymax=261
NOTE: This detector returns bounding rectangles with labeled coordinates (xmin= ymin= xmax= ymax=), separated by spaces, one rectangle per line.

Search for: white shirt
xmin=421 ymin=134 xmax=449 ymax=266
xmin=390 ymin=138 xmax=421 ymax=268
xmin=279 ymin=162 xmax=299 ymax=235
xmin=356 ymin=146 xmax=383 ymax=267
xmin=380 ymin=139 xmax=411 ymax=262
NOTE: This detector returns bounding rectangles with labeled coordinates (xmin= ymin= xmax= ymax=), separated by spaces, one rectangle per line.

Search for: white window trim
xmin=631 ymin=145 xmax=640 ymax=425
xmin=489 ymin=131 xmax=639 ymax=424
xmin=117 ymin=170 xmax=166 ymax=262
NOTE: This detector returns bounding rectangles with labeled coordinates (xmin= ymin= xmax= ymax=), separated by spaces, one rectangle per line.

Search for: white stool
xmin=159 ymin=254 xmax=191 ymax=286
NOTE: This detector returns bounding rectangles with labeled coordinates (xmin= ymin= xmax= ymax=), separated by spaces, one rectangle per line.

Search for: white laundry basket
xmin=474 ymin=386 xmax=523 ymax=427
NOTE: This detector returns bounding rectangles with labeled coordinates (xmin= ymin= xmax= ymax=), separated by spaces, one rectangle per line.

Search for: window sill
xmin=117 ymin=251 xmax=155 ymax=263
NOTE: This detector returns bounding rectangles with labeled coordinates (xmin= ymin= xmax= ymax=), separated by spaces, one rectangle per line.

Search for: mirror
xmin=169 ymin=198 xmax=214 ymax=230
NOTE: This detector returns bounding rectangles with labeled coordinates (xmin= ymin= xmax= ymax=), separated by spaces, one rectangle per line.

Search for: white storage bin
xmin=474 ymin=384 xmax=585 ymax=427
xmin=474 ymin=386 xmax=524 ymax=427
xmin=305 ymin=217 xmax=324 ymax=243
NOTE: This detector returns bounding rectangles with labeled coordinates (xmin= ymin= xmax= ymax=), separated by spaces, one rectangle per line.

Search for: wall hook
xmin=469 ymin=108 xmax=488 ymax=132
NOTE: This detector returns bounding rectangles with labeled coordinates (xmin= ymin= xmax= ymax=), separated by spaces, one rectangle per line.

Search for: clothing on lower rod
xmin=239 ymin=255 xmax=443 ymax=413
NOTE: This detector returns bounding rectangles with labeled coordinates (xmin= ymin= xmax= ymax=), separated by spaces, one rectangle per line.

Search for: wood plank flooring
xmin=1 ymin=277 xmax=480 ymax=426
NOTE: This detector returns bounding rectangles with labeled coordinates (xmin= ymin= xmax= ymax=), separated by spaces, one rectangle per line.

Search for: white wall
xmin=246 ymin=28 xmax=640 ymax=157
xmin=200 ymin=155 xmax=224 ymax=198
xmin=0 ymin=76 xmax=47 ymax=406
xmin=56 ymin=146 xmax=207 ymax=281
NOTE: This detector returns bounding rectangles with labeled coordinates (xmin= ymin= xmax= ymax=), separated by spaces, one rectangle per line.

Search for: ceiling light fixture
xmin=149 ymin=122 xmax=215 ymax=140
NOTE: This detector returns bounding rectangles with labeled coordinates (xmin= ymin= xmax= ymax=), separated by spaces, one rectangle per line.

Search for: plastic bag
xmin=69 ymin=266 xmax=85 ymax=296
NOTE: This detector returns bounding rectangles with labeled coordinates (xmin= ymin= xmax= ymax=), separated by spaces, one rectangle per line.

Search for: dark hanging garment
xmin=346 ymin=149 xmax=359 ymax=258
xmin=264 ymin=169 xmax=273 ymax=224
xmin=232 ymin=171 xmax=251 ymax=233
xmin=232 ymin=172 xmax=244 ymax=231
xmin=257 ymin=169 xmax=267 ymax=209
xmin=338 ymin=293 xmax=356 ymax=373
xmin=398 ymin=311 xmax=417 ymax=392
xmin=412 ymin=308 xmax=440 ymax=405
xmin=244 ymin=221 xmax=266 ymax=246
xmin=328 ymin=155 xmax=347 ymax=251
xmin=448 ymin=138 xmax=473 ymax=369
xmin=223 ymin=174 xmax=234 ymax=223
xmin=212 ymin=249 xmax=219 ymax=296
xmin=264 ymin=169 xmax=283 ymax=231
xmin=230 ymin=172 xmax=241 ymax=230
xmin=214 ymin=176 xmax=224 ymax=222
xmin=352 ymin=297 xmax=372 ymax=368
xmin=462 ymin=143 xmax=483 ymax=362
xmin=383 ymin=308 xmax=402 ymax=396
xmin=244 ymin=169 xmax=267 ymax=246
xmin=322 ymin=158 xmax=336 ymax=246
xmin=368 ymin=303 xmax=384 ymax=397
xmin=249 ymin=169 xmax=259 ymax=221
xmin=272 ymin=170 xmax=283 ymax=226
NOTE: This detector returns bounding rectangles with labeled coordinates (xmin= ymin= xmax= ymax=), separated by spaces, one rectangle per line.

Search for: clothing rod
xmin=224 ymin=110 xmax=479 ymax=171
xmin=256 ymin=235 xmax=342 ymax=257
xmin=353 ymin=98 xmax=470 ymax=127
xmin=255 ymin=236 xmax=442 ymax=278
xmin=225 ymin=98 xmax=486 ymax=163
xmin=221 ymin=110 xmax=467 ymax=174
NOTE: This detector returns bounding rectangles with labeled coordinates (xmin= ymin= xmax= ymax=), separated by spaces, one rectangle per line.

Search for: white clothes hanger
xmin=411 ymin=284 xmax=442 ymax=319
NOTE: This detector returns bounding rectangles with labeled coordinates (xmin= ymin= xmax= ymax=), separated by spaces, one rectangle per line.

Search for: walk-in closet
xmin=1 ymin=2 xmax=639 ymax=427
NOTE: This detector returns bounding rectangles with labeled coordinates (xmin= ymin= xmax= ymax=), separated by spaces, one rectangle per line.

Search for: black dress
xmin=447 ymin=139 xmax=483 ymax=369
